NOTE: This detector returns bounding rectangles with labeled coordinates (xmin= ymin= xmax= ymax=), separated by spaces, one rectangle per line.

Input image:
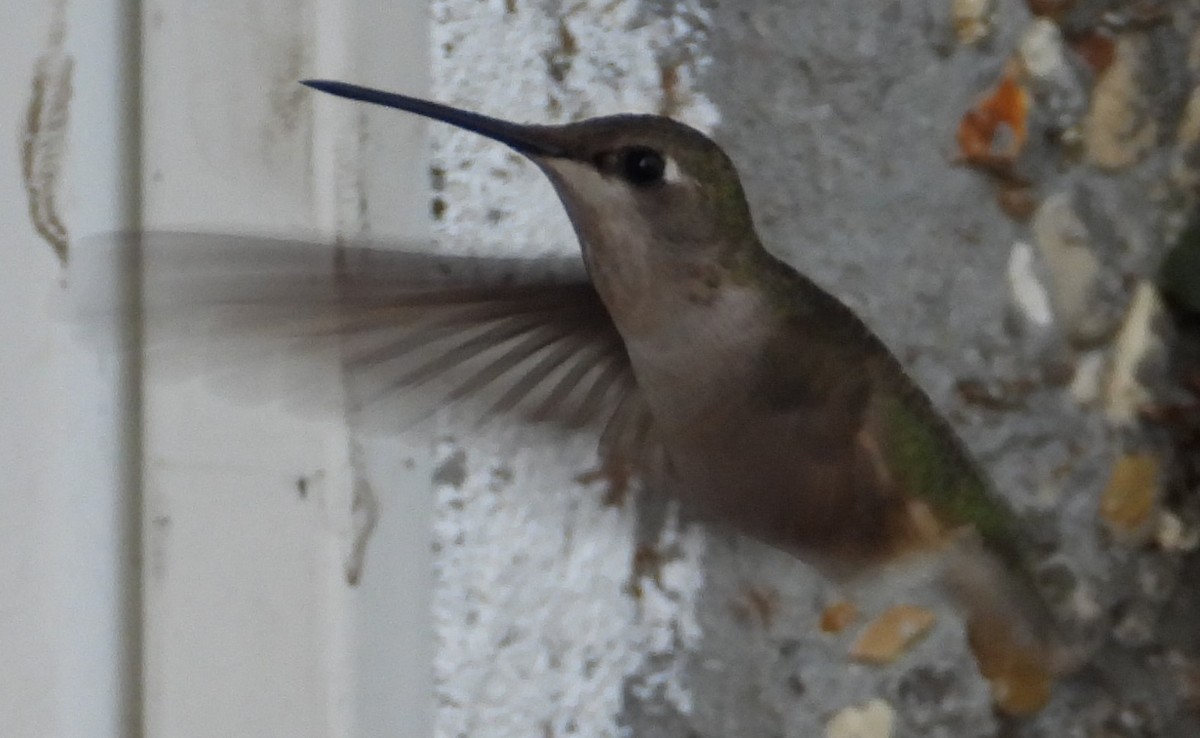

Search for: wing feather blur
xmin=69 ymin=232 xmax=658 ymax=467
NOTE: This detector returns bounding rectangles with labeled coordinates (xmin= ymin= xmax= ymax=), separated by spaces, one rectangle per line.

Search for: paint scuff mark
xmin=344 ymin=441 xmax=380 ymax=586
xmin=22 ymin=1 xmax=73 ymax=266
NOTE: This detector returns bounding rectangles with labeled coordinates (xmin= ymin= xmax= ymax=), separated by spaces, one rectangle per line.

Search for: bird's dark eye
xmin=618 ymin=147 xmax=666 ymax=187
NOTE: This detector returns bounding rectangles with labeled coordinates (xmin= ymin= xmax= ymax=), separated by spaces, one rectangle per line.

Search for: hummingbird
xmin=254 ymin=79 xmax=1074 ymax=706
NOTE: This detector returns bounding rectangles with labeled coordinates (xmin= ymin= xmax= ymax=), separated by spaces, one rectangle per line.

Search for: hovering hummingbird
xmin=296 ymin=77 xmax=1087 ymax=689
xmin=294 ymin=79 xmax=1083 ymax=705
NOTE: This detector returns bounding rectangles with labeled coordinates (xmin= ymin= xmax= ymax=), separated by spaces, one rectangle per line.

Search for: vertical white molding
xmin=3 ymin=3 xmax=432 ymax=736
xmin=1 ymin=1 xmax=140 ymax=737
xmin=339 ymin=4 xmax=434 ymax=737
xmin=139 ymin=2 xmax=431 ymax=737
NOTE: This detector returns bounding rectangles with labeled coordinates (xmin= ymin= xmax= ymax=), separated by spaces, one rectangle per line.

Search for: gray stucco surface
xmin=613 ymin=1 xmax=1200 ymax=736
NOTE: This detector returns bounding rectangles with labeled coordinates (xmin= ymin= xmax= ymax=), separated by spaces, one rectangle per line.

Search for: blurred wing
xmin=69 ymin=232 xmax=659 ymax=466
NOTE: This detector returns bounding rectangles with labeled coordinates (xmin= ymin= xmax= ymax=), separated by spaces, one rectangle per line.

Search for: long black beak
xmin=302 ymin=80 xmax=567 ymax=159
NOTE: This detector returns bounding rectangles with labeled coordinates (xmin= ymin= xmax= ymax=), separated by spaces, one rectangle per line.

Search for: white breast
xmin=623 ymin=283 xmax=770 ymax=434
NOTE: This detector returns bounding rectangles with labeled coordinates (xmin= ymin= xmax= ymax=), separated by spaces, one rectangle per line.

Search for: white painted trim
xmin=2 ymin=1 xmax=141 ymax=736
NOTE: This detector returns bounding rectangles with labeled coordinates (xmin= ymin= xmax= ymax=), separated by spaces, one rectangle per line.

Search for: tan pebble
xmin=1104 ymin=282 xmax=1165 ymax=426
xmin=850 ymin=605 xmax=936 ymax=664
xmin=1157 ymin=512 xmax=1200 ymax=552
xmin=825 ymin=698 xmax=896 ymax=738
xmin=820 ymin=600 xmax=858 ymax=634
xmin=952 ymin=0 xmax=993 ymax=45
xmin=1084 ymin=37 xmax=1157 ymax=169
xmin=1100 ymin=453 xmax=1161 ymax=539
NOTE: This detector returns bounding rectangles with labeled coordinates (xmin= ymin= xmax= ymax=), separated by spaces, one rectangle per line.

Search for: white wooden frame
xmin=4 ymin=2 xmax=432 ymax=736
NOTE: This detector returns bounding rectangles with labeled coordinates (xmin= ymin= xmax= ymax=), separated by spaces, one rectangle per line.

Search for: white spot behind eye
xmin=662 ymin=156 xmax=689 ymax=186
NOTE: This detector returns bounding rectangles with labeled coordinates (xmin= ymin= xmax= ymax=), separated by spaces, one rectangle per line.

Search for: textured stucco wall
xmin=427 ymin=1 xmax=1200 ymax=736
xmin=656 ymin=1 xmax=1198 ymax=736
xmin=427 ymin=3 xmax=718 ymax=735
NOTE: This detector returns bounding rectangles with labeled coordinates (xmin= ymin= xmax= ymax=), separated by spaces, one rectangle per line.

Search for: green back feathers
xmin=874 ymin=378 xmax=1028 ymax=568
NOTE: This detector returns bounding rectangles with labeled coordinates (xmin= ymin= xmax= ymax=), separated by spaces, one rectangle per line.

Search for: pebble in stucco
xmin=1104 ymin=281 xmax=1168 ymax=426
xmin=1018 ymin=18 xmax=1088 ymax=130
xmin=1084 ymin=36 xmax=1158 ymax=170
xmin=825 ymin=698 xmax=896 ymax=738
xmin=1032 ymin=192 xmax=1118 ymax=346
xmin=1006 ymin=241 xmax=1055 ymax=331
xmin=951 ymin=0 xmax=993 ymax=46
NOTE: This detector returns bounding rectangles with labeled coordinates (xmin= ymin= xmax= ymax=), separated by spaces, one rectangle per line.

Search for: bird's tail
xmin=943 ymin=546 xmax=1200 ymax=731
xmin=940 ymin=548 xmax=1073 ymax=716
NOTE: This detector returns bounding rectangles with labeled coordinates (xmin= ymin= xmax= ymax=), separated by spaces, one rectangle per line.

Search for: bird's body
xmin=616 ymin=251 xmax=942 ymax=564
